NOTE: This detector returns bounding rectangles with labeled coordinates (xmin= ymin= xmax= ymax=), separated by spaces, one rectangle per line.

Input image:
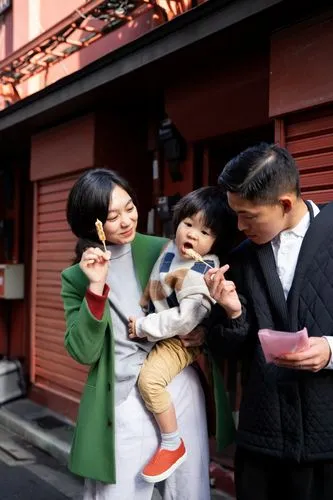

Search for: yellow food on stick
xmin=184 ymin=248 xmax=213 ymax=268
xmin=95 ymin=219 xmax=107 ymax=252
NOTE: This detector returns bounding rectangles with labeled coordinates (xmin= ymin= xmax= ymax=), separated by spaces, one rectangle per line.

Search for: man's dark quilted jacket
xmin=209 ymin=202 xmax=333 ymax=462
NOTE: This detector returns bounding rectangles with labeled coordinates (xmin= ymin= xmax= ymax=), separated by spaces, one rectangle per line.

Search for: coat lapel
xmin=131 ymin=233 xmax=150 ymax=290
xmin=253 ymin=241 xmax=290 ymax=330
xmin=288 ymin=202 xmax=333 ymax=329
xmin=131 ymin=233 xmax=168 ymax=291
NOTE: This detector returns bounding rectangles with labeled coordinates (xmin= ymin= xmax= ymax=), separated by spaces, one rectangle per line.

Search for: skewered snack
xmin=184 ymin=247 xmax=213 ymax=268
xmin=95 ymin=218 xmax=107 ymax=252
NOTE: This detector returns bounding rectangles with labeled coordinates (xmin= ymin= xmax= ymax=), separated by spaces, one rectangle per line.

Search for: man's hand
xmin=180 ymin=325 xmax=206 ymax=348
xmin=128 ymin=316 xmax=138 ymax=339
xmin=204 ymin=265 xmax=242 ymax=319
xmin=274 ymin=337 xmax=331 ymax=372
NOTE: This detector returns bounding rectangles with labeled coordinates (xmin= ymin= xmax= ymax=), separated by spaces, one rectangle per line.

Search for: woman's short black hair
xmin=218 ymin=142 xmax=301 ymax=203
xmin=67 ymin=167 xmax=136 ymax=247
xmin=172 ymin=186 xmax=238 ymax=257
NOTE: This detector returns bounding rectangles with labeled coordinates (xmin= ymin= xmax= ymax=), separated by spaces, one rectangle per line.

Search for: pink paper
xmin=258 ymin=327 xmax=309 ymax=363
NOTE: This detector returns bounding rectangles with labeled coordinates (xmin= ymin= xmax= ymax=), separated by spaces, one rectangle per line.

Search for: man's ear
xmin=279 ymin=196 xmax=293 ymax=214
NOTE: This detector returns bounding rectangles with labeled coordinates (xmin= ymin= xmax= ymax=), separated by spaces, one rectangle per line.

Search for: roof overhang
xmin=0 ymin=0 xmax=283 ymax=135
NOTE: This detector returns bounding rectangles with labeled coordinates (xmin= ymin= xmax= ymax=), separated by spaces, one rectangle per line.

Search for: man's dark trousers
xmin=235 ymin=447 xmax=333 ymax=500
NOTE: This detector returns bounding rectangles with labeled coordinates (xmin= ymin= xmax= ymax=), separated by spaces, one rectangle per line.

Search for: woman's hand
xmin=80 ymin=247 xmax=111 ymax=294
xmin=204 ymin=265 xmax=242 ymax=319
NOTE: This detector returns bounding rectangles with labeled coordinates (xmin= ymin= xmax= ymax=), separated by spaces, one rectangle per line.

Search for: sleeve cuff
xmin=135 ymin=317 xmax=146 ymax=338
xmin=323 ymin=336 xmax=333 ymax=369
xmin=222 ymin=310 xmax=245 ymax=328
xmin=86 ymin=284 xmax=110 ymax=320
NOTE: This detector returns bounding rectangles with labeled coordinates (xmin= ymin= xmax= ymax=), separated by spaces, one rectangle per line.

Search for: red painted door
xmin=277 ymin=106 xmax=333 ymax=203
xmin=31 ymin=173 xmax=88 ymax=407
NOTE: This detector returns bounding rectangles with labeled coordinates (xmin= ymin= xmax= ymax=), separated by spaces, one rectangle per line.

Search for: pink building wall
xmin=0 ymin=7 xmax=13 ymax=60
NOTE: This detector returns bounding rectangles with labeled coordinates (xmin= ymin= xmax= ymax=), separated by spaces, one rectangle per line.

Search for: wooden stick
xmin=95 ymin=219 xmax=107 ymax=252
xmin=184 ymin=248 xmax=214 ymax=268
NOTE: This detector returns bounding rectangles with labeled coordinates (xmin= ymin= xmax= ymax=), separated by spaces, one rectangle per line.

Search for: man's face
xmin=227 ymin=192 xmax=288 ymax=245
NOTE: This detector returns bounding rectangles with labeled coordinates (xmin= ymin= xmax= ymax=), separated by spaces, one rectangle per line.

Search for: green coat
xmin=61 ymin=233 xmax=167 ymax=483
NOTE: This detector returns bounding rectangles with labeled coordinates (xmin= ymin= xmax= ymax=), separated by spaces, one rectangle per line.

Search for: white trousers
xmin=84 ymin=366 xmax=210 ymax=500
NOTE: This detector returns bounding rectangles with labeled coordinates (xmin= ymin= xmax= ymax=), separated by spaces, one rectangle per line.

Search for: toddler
xmin=128 ymin=186 xmax=234 ymax=483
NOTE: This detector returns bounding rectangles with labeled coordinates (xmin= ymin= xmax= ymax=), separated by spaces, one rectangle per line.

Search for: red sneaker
xmin=141 ymin=439 xmax=187 ymax=483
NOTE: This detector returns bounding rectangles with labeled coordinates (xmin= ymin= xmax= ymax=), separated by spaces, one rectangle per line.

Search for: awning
xmin=0 ymin=1 xmax=191 ymax=91
xmin=0 ymin=0 xmax=283 ymax=136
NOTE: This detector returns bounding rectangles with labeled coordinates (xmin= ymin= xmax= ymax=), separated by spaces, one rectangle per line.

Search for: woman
xmin=61 ymin=168 xmax=210 ymax=500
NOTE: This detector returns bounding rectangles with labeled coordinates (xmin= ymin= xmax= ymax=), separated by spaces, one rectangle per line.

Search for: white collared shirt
xmin=271 ymin=200 xmax=333 ymax=369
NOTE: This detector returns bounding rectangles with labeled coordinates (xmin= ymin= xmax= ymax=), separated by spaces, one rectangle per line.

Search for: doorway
xmin=204 ymin=124 xmax=274 ymax=185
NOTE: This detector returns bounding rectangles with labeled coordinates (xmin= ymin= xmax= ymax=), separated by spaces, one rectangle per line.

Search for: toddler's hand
xmin=128 ymin=316 xmax=138 ymax=339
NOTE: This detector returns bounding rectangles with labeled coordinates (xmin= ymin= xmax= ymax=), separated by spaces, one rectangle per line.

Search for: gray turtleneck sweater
xmin=107 ymin=244 xmax=155 ymax=405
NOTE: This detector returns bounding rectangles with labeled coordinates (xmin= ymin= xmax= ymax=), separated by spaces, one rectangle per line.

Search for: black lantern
xmin=158 ymin=118 xmax=187 ymax=182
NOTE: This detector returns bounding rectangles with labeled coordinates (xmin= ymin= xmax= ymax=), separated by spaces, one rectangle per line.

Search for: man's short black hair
xmin=218 ymin=143 xmax=301 ymax=203
xmin=67 ymin=167 xmax=137 ymax=243
xmin=172 ymin=186 xmax=238 ymax=257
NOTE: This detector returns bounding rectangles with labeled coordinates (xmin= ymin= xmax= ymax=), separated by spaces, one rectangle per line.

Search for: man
xmin=205 ymin=143 xmax=333 ymax=500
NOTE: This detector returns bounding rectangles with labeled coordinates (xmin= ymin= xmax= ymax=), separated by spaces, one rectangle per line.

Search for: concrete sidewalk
xmin=0 ymin=398 xmax=234 ymax=499
xmin=0 ymin=423 xmax=82 ymax=499
xmin=0 ymin=399 xmax=72 ymax=465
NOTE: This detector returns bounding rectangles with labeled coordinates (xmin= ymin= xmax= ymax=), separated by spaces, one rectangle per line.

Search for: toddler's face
xmin=175 ymin=211 xmax=216 ymax=259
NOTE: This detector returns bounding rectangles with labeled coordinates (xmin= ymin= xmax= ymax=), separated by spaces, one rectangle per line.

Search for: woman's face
xmin=103 ymin=185 xmax=138 ymax=245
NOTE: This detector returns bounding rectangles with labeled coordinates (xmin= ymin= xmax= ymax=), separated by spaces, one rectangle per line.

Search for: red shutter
xmin=31 ymin=173 xmax=88 ymax=403
xmin=283 ymin=106 xmax=333 ymax=203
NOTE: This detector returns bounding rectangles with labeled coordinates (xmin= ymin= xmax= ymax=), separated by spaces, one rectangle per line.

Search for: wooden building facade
xmin=0 ymin=0 xmax=333 ymax=422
